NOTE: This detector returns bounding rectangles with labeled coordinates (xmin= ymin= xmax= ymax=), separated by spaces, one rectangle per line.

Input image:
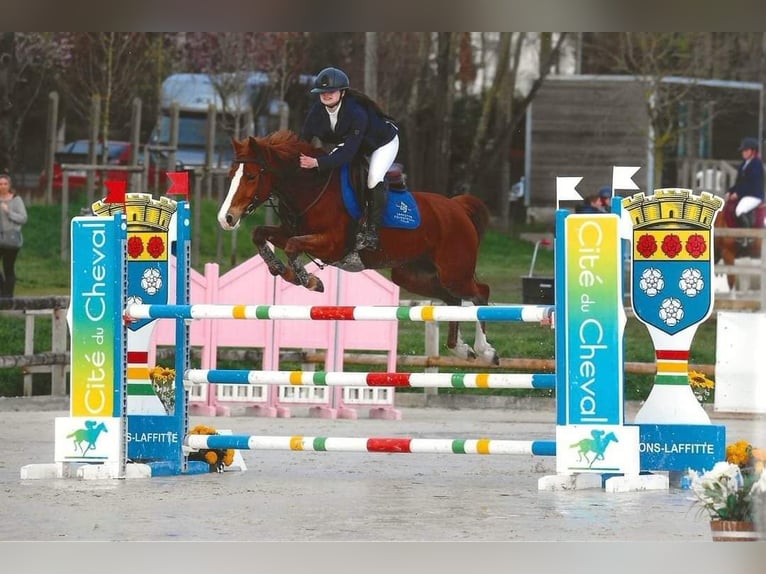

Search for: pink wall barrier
xmin=148 ymin=255 xmax=400 ymax=419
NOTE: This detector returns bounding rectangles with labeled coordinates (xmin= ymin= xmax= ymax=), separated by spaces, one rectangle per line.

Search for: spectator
xmin=0 ymin=174 xmax=28 ymax=298
xmin=598 ymin=186 xmax=613 ymax=212
xmin=575 ymin=194 xmax=606 ymax=214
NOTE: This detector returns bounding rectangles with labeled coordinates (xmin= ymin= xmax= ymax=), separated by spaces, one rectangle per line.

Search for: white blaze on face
xmin=217 ymin=163 xmax=244 ymax=230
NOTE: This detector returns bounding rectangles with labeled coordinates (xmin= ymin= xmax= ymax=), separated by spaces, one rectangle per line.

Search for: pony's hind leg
xmin=448 ymin=322 xmax=476 ymax=361
xmin=470 ymin=280 xmax=498 ymax=365
xmin=453 ymin=280 xmax=498 ymax=365
xmin=391 ymin=264 xmax=489 ymax=362
xmin=448 ymin=318 xmax=498 ymax=364
xmin=429 ymin=247 xmax=498 ymax=363
xmin=391 ymin=265 xmax=471 ymax=358
xmin=472 ymin=320 xmax=499 ymax=365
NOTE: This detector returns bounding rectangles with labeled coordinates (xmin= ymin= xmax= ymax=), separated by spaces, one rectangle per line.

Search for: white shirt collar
xmin=326 ymin=100 xmax=342 ymax=131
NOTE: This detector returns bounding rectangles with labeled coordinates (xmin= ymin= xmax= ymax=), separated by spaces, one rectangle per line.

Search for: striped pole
xmin=185 ymin=369 xmax=556 ymax=390
xmin=186 ymin=434 xmax=556 ymax=456
xmin=126 ymin=303 xmax=553 ymax=323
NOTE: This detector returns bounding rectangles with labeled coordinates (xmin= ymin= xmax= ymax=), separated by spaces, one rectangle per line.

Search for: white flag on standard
xmin=555 ymin=176 xmax=583 ymax=203
xmin=612 ymin=166 xmax=640 ymax=191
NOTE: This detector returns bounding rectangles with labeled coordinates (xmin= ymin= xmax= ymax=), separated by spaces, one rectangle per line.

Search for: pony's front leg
xmin=286 ymin=256 xmax=324 ymax=292
xmin=252 ymin=225 xmax=301 ymax=286
xmin=282 ymin=234 xmax=331 ymax=293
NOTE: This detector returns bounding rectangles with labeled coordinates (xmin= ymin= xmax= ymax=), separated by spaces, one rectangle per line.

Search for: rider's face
xmin=320 ymin=90 xmax=342 ymax=108
xmin=742 ymin=148 xmax=756 ymax=160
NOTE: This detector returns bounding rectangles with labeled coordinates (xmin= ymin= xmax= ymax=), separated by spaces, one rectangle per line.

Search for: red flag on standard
xmin=167 ymin=171 xmax=189 ymax=199
xmin=104 ymin=180 xmax=127 ymax=204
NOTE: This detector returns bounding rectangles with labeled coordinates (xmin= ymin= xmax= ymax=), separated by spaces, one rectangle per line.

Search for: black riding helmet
xmin=738 ymin=137 xmax=759 ymax=151
xmin=310 ymin=67 xmax=350 ymax=94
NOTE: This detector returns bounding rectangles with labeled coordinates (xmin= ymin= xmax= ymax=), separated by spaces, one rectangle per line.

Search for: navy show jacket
xmin=730 ymin=156 xmax=765 ymax=200
xmin=300 ymin=94 xmax=397 ymax=172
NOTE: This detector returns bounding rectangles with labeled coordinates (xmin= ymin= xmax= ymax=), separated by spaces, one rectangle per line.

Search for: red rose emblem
xmin=661 ymin=233 xmax=683 ymax=258
xmin=147 ymin=236 xmax=165 ymax=259
xmin=636 ymin=234 xmax=658 ymax=258
xmin=685 ymin=234 xmax=707 ymax=258
xmin=127 ymin=236 xmax=144 ymax=258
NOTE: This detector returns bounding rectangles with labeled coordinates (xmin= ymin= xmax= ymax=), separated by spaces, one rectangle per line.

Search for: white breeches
xmin=368 ymin=135 xmax=399 ymax=188
xmin=735 ymin=195 xmax=762 ymax=216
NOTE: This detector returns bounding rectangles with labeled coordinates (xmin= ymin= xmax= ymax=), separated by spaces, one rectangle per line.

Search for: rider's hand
xmin=299 ymin=154 xmax=319 ymax=169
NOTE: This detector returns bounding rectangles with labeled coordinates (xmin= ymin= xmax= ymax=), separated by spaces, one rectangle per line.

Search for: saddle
xmin=346 ymin=159 xmax=408 ymax=202
xmin=723 ymin=196 xmax=766 ymax=229
xmin=754 ymin=203 xmax=766 ymax=229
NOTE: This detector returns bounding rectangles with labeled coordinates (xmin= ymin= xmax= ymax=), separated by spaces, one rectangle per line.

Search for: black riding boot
xmin=737 ymin=210 xmax=755 ymax=229
xmin=737 ymin=211 xmax=755 ymax=250
xmin=355 ymin=182 xmax=387 ymax=250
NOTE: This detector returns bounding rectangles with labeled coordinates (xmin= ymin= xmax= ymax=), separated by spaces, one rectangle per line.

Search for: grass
xmin=0 ymin=195 xmax=717 ymax=401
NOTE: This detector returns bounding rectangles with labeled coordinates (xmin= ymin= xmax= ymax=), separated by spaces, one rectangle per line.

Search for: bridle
xmin=232 ymin=157 xmax=275 ymax=217
xmin=233 ymin=156 xmax=335 ymax=228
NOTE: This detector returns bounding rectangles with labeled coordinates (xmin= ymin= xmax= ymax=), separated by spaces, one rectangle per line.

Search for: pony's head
xmin=217 ymin=131 xmax=313 ymax=230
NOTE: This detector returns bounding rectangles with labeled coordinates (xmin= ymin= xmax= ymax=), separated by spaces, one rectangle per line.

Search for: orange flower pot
xmin=710 ymin=520 xmax=761 ymax=542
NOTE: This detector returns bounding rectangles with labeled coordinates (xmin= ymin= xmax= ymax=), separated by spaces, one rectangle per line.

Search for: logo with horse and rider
xmin=556 ymin=424 xmax=639 ymax=474
xmin=570 ymin=429 xmax=619 ymax=468
xmin=54 ymin=417 xmax=121 ymax=462
xmin=623 ymin=190 xmax=723 ymax=336
xmin=66 ymin=420 xmax=108 ymax=456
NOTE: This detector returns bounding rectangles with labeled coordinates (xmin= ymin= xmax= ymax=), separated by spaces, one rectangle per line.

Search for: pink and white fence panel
xmin=148 ymin=256 xmax=399 ymax=419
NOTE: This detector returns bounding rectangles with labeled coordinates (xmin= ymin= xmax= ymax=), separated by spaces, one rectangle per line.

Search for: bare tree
xmin=399 ymin=33 xmax=433 ymax=190
xmin=433 ymin=33 xmax=458 ymax=193
xmin=463 ymin=33 xmax=569 ymax=203
xmin=180 ymin=32 xmax=311 ymax=133
xmin=0 ymin=32 xmax=71 ymax=173
xmin=56 ymin=33 xmax=158 ymax=149
xmin=462 ymin=32 xmax=513 ymax=196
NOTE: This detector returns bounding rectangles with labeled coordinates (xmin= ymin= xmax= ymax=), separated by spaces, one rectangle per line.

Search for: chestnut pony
xmin=217 ymin=130 xmax=498 ymax=363
xmin=714 ymin=197 xmax=764 ymax=291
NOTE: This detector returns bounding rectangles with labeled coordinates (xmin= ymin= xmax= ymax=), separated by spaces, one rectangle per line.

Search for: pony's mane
xmin=257 ymin=130 xmax=317 ymax=161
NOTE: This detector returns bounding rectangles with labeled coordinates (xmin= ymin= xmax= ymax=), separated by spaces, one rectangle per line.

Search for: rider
xmin=728 ymin=136 xmax=764 ymax=229
xmin=298 ymin=66 xmax=399 ymax=250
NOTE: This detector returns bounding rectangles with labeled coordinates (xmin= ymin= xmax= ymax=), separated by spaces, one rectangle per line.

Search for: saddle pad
xmin=383 ymin=189 xmax=420 ymax=228
xmin=340 ymin=165 xmax=420 ymax=229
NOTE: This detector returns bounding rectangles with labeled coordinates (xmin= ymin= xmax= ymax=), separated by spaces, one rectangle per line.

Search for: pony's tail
xmin=453 ymin=195 xmax=490 ymax=243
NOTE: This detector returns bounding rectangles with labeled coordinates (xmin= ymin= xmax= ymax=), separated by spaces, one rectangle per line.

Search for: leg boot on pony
xmin=355 ymin=182 xmax=388 ymax=251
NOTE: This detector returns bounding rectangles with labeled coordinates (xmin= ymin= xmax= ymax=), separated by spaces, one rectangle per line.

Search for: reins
xmin=293 ymin=169 xmax=334 ymax=218
xmin=235 ymin=156 xmax=334 ymax=220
